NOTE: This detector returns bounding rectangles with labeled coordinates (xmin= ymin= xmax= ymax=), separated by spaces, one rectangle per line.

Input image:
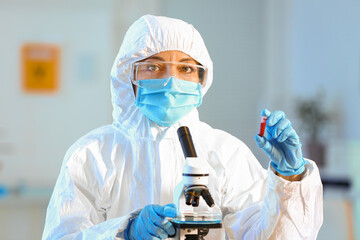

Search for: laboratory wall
xmin=290 ymin=1 xmax=360 ymax=238
xmin=0 ymin=0 xmax=115 ymax=186
xmin=0 ymin=1 xmax=115 ymax=239
xmin=0 ymin=0 xmax=359 ymax=239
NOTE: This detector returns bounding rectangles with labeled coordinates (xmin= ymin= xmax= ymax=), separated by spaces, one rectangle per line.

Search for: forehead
xmin=144 ymin=50 xmax=198 ymax=64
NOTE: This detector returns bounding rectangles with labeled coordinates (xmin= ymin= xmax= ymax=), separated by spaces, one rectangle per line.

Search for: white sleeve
xmin=223 ymin=159 xmax=323 ymax=240
xmin=42 ymin=149 xmax=140 ymax=240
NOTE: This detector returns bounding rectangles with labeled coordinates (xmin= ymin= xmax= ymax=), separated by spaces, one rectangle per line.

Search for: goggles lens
xmin=131 ymin=61 xmax=207 ymax=89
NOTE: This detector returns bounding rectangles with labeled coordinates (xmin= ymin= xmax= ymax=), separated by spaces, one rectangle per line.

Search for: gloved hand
xmin=255 ymin=109 xmax=306 ymax=176
xmin=127 ymin=203 xmax=177 ymax=240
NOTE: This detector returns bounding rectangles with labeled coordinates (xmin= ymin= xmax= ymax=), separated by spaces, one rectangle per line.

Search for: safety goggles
xmin=131 ymin=61 xmax=208 ymax=89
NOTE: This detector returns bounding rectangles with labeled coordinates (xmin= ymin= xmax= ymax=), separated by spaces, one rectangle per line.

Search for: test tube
xmin=258 ymin=115 xmax=268 ymax=137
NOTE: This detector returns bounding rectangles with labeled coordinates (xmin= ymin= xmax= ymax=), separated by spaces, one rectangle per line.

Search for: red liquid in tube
xmin=258 ymin=116 xmax=268 ymax=137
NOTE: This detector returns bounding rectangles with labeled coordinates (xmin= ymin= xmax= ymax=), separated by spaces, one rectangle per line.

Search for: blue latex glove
xmin=255 ymin=109 xmax=306 ymax=176
xmin=127 ymin=204 xmax=177 ymax=240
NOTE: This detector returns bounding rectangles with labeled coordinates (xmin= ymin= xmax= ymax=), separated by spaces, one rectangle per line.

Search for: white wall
xmin=290 ymin=1 xmax=360 ymax=238
xmin=291 ymin=0 xmax=360 ymax=174
xmin=0 ymin=1 xmax=116 ymax=239
xmin=0 ymin=1 xmax=114 ymax=186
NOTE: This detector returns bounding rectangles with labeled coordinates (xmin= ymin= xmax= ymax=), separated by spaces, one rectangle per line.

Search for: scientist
xmin=42 ymin=15 xmax=323 ymax=239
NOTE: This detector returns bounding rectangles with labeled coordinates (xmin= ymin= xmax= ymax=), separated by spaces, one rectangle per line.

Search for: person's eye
xmin=180 ymin=65 xmax=194 ymax=73
xmin=147 ymin=64 xmax=160 ymax=72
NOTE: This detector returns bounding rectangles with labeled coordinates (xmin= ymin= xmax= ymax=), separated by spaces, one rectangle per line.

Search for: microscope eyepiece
xmin=177 ymin=126 xmax=197 ymax=158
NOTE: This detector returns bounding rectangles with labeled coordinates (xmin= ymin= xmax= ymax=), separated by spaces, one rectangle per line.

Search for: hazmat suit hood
xmin=110 ymin=15 xmax=213 ymax=140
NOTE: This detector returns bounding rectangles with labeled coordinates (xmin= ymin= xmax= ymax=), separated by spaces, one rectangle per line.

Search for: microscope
xmin=170 ymin=126 xmax=222 ymax=240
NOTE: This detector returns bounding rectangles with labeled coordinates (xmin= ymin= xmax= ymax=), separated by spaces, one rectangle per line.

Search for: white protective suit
xmin=42 ymin=15 xmax=323 ymax=240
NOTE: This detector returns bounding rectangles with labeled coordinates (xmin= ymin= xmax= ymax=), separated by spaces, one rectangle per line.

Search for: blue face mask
xmin=134 ymin=77 xmax=202 ymax=127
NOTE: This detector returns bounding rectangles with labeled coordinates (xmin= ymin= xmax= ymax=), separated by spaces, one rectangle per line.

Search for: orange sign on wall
xmin=21 ymin=43 xmax=60 ymax=93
